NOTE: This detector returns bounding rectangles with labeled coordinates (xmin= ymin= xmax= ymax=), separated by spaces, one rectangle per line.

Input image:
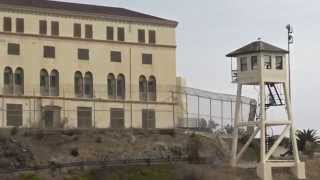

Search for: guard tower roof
xmin=226 ymin=40 xmax=288 ymax=57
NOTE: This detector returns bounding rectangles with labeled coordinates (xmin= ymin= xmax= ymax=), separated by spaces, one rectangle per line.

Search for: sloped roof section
xmin=0 ymin=0 xmax=178 ymax=27
xmin=226 ymin=40 xmax=288 ymax=57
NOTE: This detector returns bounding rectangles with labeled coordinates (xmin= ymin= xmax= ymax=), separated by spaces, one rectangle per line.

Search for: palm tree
xmin=296 ymin=129 xmax=320 ymax=152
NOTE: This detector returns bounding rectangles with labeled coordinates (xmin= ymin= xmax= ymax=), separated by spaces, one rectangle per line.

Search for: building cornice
xmin=0 ymin=4 xmax=178 ymax=28
xmin=0 ymin=31 xmax=177 ymax=49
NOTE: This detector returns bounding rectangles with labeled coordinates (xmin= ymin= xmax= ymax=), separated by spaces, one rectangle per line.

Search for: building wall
xmin=0 ymin=6 xmax=177 ymax=129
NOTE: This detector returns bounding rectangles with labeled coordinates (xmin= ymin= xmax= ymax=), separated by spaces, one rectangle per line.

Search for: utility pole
xmin=286 ymin=24 xmax=294 ymax=100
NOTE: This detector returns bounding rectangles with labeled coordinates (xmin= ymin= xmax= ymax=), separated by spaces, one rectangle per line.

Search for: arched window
xmin=50 ymin=70 xmax=59 ymax=96
xmin=4 ymin=67 xmax=13 ymax=95
xmin=117 ymin=74 xmax=125 ymax=100
xmin=107 ymin=73 xmax=116 ymax=99
xmin=14 ymin=67 xmax=24 ymax=95
xmin=84 ymin=72 xmax=93 ymax=98
xmin=74 ymin=71 xmax=83 ymax=97
xmin=139 ymin=75 xmax=147 ymax=101
xmin=40 ymin=69 xmax=49 ymax=96
xmin=148 ymin=76 xmax=156 ymax=101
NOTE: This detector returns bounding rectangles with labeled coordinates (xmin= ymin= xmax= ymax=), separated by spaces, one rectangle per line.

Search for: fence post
xmin=2 ymin=95 xmax=4 ymax=127
xmin=209 ymin=99 xmax=212 ymax=122
xmin=33 ymin=88 xmax=36 ymax=125
xmin=185 ymin=93 xmax=188 ymax=128
xmin=197 ymin=95 xmax=200 ymax=128
xmin=171 ymin=91 xmax=175 ymax=129
xmin=230 ymin=100 xmax=233 ymax=127
xmin=93 ymin=89 xmax=96 ymax=128
xmin=220 ymin=100 xmax=224 ymax=129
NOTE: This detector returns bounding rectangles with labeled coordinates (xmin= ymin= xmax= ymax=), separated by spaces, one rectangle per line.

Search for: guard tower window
xmin=276 ymin=56 xmax=283 ymax=70
xmin=3 ymin=17 xmax=12 ymax=32
xmin=251 ymin=56 xmax=258 ymax=70
xmin=240 ymin=57 xmax=248 ymax=71
xmin=264 ymin=55 xmax=272 ymax=69
xmin=16 ymin=18 xmax=24 ymax=33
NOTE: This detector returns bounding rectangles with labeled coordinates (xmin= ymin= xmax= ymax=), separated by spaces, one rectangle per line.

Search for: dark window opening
xmin=14 ymin=68 xmax=24 ymax=95
xmin=50 ymin=70 xmax=59 ymax=96
xmin=117 ymin=27 xmax=125 ymax=41
xmin=74 ymin=71 xmax=83 ymax=97
xmin=3 ymin=17 xmax=12 ymax=32
xmin=149 ymin=30 xmax=156 ymax=44
xmin=107 ymin=74 xmax=116 ymax=99
xmin=107 ymin=26 xmax=114 ymax=40
xmin=39 ymin=20 xmax=47 ymax=35
xmin=74 ymin=23 xmax=81 ymax=38
xmin=4 ymin=67 xmax=13 ymax=95
xmin=264 ymin=55 xmax=272 ymax=69
xmin=85 ymin=24 xmax=93 ymax=39
xmin=16 ymin=18 xmax=24 ymax=33
xmin=117 ymin=74 xmax=125 ymax=100
xmin=40 ymin=69 xmax=49 ymax=96
xmin=84 ymin=72 xmax=93 ymax=98
xmin=51 ymin=21 xmax=59 ymax=36
xmin=138 ymin=29 xmax=145 ymax=43
xmin=139 ymin=75 xmax=147 ymax=101
xmin=43 ymin=46 xmax=55 ymax=58
xmin=7 ymin=104 xmax=23 ymax=126
xmin=148 ymin=76 xmax=156 ymax=101
xmin=276 ymin=56 xmax=283 ymax=70
xmin=240 ymin=57 xmax=248 ymax=71
xmin=142 ymin=54 xmax=152 ymax=64
xmin=77 ymin=107 xmax=92 ymax=128
xmin=78 ymin=49 xmax=89 ymax=60
xmin=110 ymin=108 xmax=124 ymax=129
xmin=111 ymin=51 xmax=122 ymax=62
xmin=251 ymin=56 xmax=258 ymax=70
xmin=8 ymin=43 xmax=20 ymax=55
xmin=142 ymin=109 xmax=156 ymax=129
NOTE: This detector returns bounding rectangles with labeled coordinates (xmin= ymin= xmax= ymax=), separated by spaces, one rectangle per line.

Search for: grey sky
xmin=61 ymin=0 xmax=319 ymax=129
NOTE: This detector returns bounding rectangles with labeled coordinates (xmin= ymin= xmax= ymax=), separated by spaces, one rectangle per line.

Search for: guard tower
xmin=226 ymin=40 xmax=305 ymax=180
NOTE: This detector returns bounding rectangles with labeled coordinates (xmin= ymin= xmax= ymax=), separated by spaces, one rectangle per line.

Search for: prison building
xmin=0 ymin=0 xmax=178 ymax=129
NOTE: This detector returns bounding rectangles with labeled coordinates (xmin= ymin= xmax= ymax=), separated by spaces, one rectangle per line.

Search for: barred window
xmin=43 ymin=46 xmax=55 ymax=58
xmin=39 ymin=20 xmax=47 ymax=35
xmin=117 ymin=74 xmax=125 ymax=100
xmin=138 ymin=29 xmax=145 ymax=43
xmin=50 ymin=70 xmax=59 ymax=96
xmin=110 ymin=108 xmax=124 ymax=129
xmin=77 ymin=107 xmax=92 ymax=128
xmin=51 ymin=21 xmax=59 ymax=36
xmin=111 ymin=51 xmax=121 ymax=62
xmin=106 ymin=26 xmax=114 ymax=40
xmin=7 ymin=104 xmax=23 ymax=127
xmin=8 ymin=43 xmax=20 ymax=55
xmin=142 ymin=109 xmax=156 ymax=129
xmin=84 ymin=72 xmax=93 ymax=98
xmin=107 ymin=73 xmax=116 ymax=99
xmin=264 ymin=55 xmax=272 ymax=69
xmin=149 ymin=30 xmax=156 ymax=44
xmin=78 ymin=49 xmax=89 ymax=60
xmin=16 ymin=18 xmax=24 ymax=33
xmin=40 ymin=69 xmax=49 ymax=96
xmin=4 ymin=67 xmax=13 ymax=95
xmin=251 ymin=56 xmax=258 ymax=70
xmin=3 ymin=17 xmax=12 ymax=32
xmin=74 ymin=23 xmax=81 ymax=38
xmin=117 ymin=27 xmax=125 ymax=41
xmin=74 ymin=71 xmax=83 ymax=97
xmin=139 ymin=75 xmax=147 ymax=101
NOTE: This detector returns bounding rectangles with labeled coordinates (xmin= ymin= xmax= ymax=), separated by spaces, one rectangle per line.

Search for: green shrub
xmin=19 ymin=173 xmax=41 ymax=180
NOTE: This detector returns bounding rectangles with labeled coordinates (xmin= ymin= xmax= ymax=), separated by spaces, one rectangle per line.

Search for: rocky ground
xmin=0 ymin=128 xmax=319 ymax=180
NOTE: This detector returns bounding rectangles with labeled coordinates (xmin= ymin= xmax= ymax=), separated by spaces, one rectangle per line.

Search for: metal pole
xmin=197 ymin=95 xmax=200 ymax=128
xmin=209 ymin=99 xmax=212 ymax=122
xmin=230 ymin=100 xmax=233 ymax=127
xmin=185 ymin=93 xmax=189 ymax=128
xmin=220 ymin=101 xmax=224 ymax=129
xmin=288 ymin=30 xmax=292 ymax=100
xmin=172 ymin=91 xmax=175 ymax=128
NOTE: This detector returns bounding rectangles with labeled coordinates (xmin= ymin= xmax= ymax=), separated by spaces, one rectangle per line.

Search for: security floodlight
xmin=286 ymin=24 xmax=293 ymax=33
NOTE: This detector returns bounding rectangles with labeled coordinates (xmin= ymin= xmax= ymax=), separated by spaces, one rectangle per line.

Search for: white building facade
xmin=0 ymin=0 xmax=178 ymax=129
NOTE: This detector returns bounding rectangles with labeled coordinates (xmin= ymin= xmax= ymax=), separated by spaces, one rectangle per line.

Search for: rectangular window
xmin=138 ymin=29 xmax=145 ymax=43
xmin=85 ymin=24 xmax=93 ymax=39
xmin=16 ymin=18 xmax=24 ymax=33
xmin=251 ymin=56 xmax=258 ymax=70
xmin=240 ymin=57 xmax=248 ymax=71
xmin=110 ymin=51 xmax=122 ymax=62
xmin=106 ymin=26 xmax=114 ymax=40
xmin=7 ymin=104 xmax=23 ymax=126
xmin=8 ymin=43 xmax=20 ymax=55
xmin=149 ymin=30 xmax=156 ymax=44
xmin=142 ymin=109 xmax=156 ymax=129
xmin=110 ymin=108 xmax=124 ymax=129
xmin=39 ymin=20 xmax=47 ymax=35
xmin=117 ymin=27 xmax=125 ymax=41
xmin=276 ymin=56 xmax=283 ymax=70
xmin=77 ymin=107 xmax=92 ymax=128
xmin=264 ymin=55 xmax=272 ymax=69
xmin=51 ymin=21 xmax=59 ymax=36
xmin=43 ymin=46 xmax=55 ymax=58
xmin=3 ymin=17 xmax=12 ymax=32
xmin=73 ymin=23 xmax=81 ymax=38
xmin=78 ymin=49 xmax=89 ymax=60
xmin=142 ymin=54 xmax=153 ymax=64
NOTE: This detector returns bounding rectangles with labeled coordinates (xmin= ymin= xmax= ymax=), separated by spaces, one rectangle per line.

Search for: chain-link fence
xmin=0 ymin=84 xmax=255 ymax=130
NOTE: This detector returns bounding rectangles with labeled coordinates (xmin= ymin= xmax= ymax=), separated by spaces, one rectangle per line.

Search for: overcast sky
xmin=61 ymin=0 xmax=319 ymax=130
